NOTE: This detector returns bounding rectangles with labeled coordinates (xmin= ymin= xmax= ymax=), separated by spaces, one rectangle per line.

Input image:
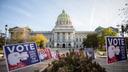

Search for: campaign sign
xmin=85 ymin=48 xmax=95 ymax=59
xmin=37 ymin=48 xmax=52 ymax=61
xmin=3 ymin=42 xmax=40 ymax=72
xmin=106 ymin=37 xmax=127 ymax=64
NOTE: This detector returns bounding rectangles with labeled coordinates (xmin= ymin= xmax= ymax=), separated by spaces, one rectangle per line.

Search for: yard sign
xmin=106 ymin=37 xmax=127 ymax=64
xmin=3 ymin=42 xmax=40 ymax=72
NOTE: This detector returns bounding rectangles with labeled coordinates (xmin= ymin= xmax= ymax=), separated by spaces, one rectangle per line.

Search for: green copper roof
xmin=57 ymin=10 xmax=70 ymax=21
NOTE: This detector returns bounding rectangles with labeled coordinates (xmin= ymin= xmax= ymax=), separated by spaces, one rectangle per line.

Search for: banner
xmin=3 ymin=42 xmax=40 ymax=72
xmin=106 ymin=37 xmax=127 ymax=64
xmin=37 ymin=48 xmax=52 ymax=61
xmin=85 ymin=48 xmax=95 ymax=59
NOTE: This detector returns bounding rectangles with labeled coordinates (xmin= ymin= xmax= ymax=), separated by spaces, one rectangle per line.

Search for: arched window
xmin=57 ymin=43 xmax=59 ymax=48
xmin=62 ymin=44 xmax=65 ymax=48
xmin=68 ymin=43 xmax=71 ymax=48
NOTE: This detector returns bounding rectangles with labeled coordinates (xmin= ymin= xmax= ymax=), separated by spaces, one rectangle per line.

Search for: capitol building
xmin=31 ymin=10 xmax=94 ymax=48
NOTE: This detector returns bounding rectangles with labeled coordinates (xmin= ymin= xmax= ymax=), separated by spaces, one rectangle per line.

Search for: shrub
xmin=45 ymin=50 xmax=106 ymax=72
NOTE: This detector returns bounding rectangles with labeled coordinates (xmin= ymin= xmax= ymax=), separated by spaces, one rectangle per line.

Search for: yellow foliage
xmin=30 ymin=34 xmax=48 ymax=47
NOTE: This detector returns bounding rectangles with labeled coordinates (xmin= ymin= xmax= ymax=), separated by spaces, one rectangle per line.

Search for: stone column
xmin=65 ymin=32 xmax=68 ymax=42
xmin=60 ymin=32 xmax=62 ymax=43
xmin=53 ymin=32 xmax=57 ymax=47
xmin=54 ymin=42 xmax=57 ymax=48
xmin=70 ymin=33 xmax=73 ymax=48
xmin=57 ymin=32 xmax=60 ymax=42
xmin=71 ymin=32 xmax=75 ymax=48
xmin=54 ymin=32 xmax=57 ymax=41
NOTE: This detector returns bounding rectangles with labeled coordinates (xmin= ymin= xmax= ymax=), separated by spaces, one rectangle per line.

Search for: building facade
xmin=9 ymin=27 xmax=31 ymax=43
xmin=31 ymin=10 xmax=94 ymax=48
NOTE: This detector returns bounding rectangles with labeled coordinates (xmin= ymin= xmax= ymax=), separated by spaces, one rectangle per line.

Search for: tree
xmin=29 ymin=34 xmax=48 ymax=48
xmin=83 ymin=33 xmax=98 ymax=49
xmin=118 ymin=3 xmax=128 ymax=34
xmin=0 ymin=37 xmax=5 ymax=49
xmin=98 ymin=28 xmax=117 ymax=50
xmin=95 ymin=26 xmax=118 ymax=33
xmin=95 ymin=26 xmax=104 ymax=33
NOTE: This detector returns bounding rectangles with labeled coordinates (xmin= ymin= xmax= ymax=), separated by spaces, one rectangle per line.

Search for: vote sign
xmin=106 ymin=37 xmax=127 ymax=64
xmin=3 ymin=42 xmax=40 ymax=72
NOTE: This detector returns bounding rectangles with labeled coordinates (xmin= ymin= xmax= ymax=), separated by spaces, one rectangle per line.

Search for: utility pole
xmin=5 ymin=25 xmax=8 ymax=45
xmin=121 ymin=25 xmax=125 ymax=37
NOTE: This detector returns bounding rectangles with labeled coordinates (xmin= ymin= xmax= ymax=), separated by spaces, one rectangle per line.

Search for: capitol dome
xmin=53 ymin=10 xmax=74 ymax=32
xmin=56 ymin=10 xmax=72 ymax=25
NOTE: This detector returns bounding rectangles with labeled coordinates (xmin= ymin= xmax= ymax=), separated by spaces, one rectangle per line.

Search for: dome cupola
xmin=56 ymin=10 xmax=72 ymax=25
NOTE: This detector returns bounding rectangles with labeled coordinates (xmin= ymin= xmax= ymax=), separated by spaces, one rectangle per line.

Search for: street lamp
xmin=119 ymin=24 xmax=128 ymax=37
xmin=5 ymin=25 xmax=8 ymax=45
xmin=116 ymin=24 xmax=126 ymax=37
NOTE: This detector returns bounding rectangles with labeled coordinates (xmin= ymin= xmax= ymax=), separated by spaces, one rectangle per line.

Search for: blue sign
xmin=3 ymin=42 xmax=40 ymax=71
xmin=106 ymin=37 xmax=127 ymax=64
xmin=85 ymin=48 xmax=95 ymax=59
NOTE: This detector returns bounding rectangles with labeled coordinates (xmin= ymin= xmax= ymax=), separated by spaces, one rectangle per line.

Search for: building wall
xmin=31 ymin=31 xmax=94 ymax=48
xmin=9 ymin=27 xmax=30 ymax=43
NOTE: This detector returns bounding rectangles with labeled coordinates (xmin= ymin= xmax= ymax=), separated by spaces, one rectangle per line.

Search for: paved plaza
xmin=95 ymin=57 xmax=128 ymax=72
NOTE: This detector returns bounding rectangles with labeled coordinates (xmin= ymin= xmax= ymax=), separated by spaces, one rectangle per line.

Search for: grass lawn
xmin=97 ymin=47 xmax=106 ymax=51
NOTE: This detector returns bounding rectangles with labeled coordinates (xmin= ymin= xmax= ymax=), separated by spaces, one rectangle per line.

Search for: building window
xmin=76 ymin=45 xmax=78 ymax=48
xmin=68 ymin=43 xmax=71 ymax=48
xmin=69 ymin=37 xmax=70 ymax=40
xmin=49 ymin=38 xmax=51 ymax=42
xmin=76 ymin=38 xmax=78 ymax=42
xmin=49 ymin=45 xmax=51 ymax=48
xmin=80 ymin=38 xmax=82 ymax=42
xmin=20 ymin=32 xmax=23 ymax=34
xmin=57 ymin=43 xmax=59 ymax=48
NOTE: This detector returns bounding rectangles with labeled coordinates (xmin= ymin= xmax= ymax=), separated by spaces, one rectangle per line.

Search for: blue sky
xmin=0 ymin=0 xmax=127 ymax=32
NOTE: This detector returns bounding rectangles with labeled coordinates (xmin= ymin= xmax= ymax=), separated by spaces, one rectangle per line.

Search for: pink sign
xmin=38 ymin=48 xmax=52 ymax=60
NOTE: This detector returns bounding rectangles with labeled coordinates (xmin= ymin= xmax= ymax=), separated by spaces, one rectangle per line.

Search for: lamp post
xmin=5 ymin=25 xmax=8 ymax=45
xmin=116 ymin=24 xmax=127 ymax=37
xmin=119 ymin=24 xmax=128 ymax=37
xmin=121 ymin=25 xmax=125 ymax=37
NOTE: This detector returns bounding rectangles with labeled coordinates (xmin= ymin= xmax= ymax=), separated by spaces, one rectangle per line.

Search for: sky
xmin=0 ymin=0 xmax=127 ymax=33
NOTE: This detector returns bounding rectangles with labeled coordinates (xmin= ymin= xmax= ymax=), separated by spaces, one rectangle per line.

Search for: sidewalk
xmin=14 ymin=59 xmax=54 ymax=72
xmin=95 ymin=57 xmax=128 ymax=72
xmin=0 ymin=58 xmax=54 ymax=72
xmin=96 ymin=50 xmax=107 ymax=58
